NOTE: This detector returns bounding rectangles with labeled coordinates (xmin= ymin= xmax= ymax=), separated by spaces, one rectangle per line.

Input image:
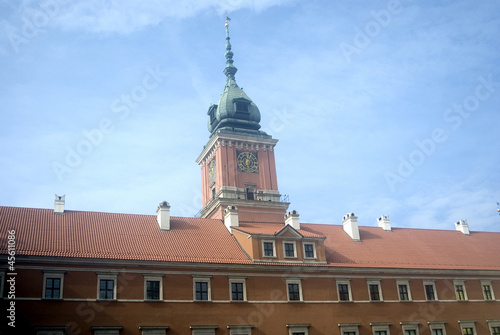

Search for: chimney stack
xmin=157 ymin=201 xmax=171 ymax=230
xmin=285 ymin=210 xmax=300 ymax=230
xmin=224 ymin=205 xmax=239 ymax=231
xmin=343 ymin=213 xmax=360 ymax=241
xmin=54 ymin=194 xmax=65 ymax=215
xmin=455 ymin=219 xmax=470 ymax=235
xmin=377 ymin=215 xmax=391 ymax=231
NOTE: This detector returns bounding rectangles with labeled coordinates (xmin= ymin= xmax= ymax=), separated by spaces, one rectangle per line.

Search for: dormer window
xmin=207 ymin=104 xmax=217 ymax=124
xmin=235 ymin=102 xmax=248 ymax=113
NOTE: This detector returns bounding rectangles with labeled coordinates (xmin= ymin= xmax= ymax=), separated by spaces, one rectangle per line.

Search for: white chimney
xmin=54 ymin=194 xmax=65 ymax=215
xmin=455 ymin=219 xmax=470 ymax=235
xmin=377 ymin=215 xmax=391 ymax=231
xmin=157 ymin=201 xmax=171 ymax=230
xmin=224 ymin=205 xmax=239 ymax=231
xmin=343 ymin=213 xmax=360 ymax=241
xmin=285 ymin=210 xmax=300 ymax=230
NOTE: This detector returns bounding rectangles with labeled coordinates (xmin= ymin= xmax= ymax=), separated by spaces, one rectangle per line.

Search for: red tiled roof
xmin=0 ymin=206 xmax=251 ymax=264
xmin=301 ymin=223 xmax=500 ymax=270
xmin=1 ymin=206 xmax=500 ymax=270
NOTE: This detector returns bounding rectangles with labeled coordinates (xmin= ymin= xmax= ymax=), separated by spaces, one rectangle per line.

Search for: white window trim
xmin=458 ymin=320 xmax=476 ymax=335
xmin=283 ymin=241 xmax=297 ymax=258
xmin=42 ymin=271 xmax=65 ymax=299
xmin=229 ymin=277 xmax=247 ymax=302
xmin=453 ymin=280 xmax=468 ymax=301
xmin=487 ymin=319 xmax=500 ymax=335
xmin=190 ymin=325 xmax=217 ymax=335
xmin=262 ymin=240 xmax=276 ymax=258
xmin=35 ymin=327 xmax=68 ymax=335
xmin=401 ymin=322 xmax=420 ymax=335
xmin=91 ymin=326 xmax=122 ymax=335
xmin=481 ymin=280 xmax=496 ymax=300
xmin=139 ymin=326 xmax=170 ymax=335
xmin=423 ymin=280 xmax=437 ymax=301
xmin=286 ymin=279 xmax=303 ymax=302
xmin=367 ymin=279 xmax=383 ymax=301
xmin=228 ymin=325 xmax=254 ymax=335
xmin=97 ymin=273 xmax=118 ymax=300
xmin=192 ymin=276 xmax=212 ymax=301
xmin=428 ymin=321 xmax=447 ymax=335
xmin=302 ymin=242 xmax=317 ymax=259
xmin=396 ymin=280 xmax=412 ymax=301
xmin=143 ymin=275 xmax=164 ymax=301
xmin=337 ymin=279 xmax=353 ymax=302
xmin=370 ymin=322 xmax=391 ymax=335
xmin=287 ymin=323 xmax=310 ymax=335
xmin=339 ymin=323 xmax=361 ymax=335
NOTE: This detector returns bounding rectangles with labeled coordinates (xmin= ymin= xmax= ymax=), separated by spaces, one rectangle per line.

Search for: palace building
xmin=1 ymin=20 xmax=500 ymax=335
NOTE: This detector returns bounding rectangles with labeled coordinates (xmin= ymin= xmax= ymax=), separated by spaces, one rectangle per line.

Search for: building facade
xmin=1 ymin=20 xmax=500 ymax=335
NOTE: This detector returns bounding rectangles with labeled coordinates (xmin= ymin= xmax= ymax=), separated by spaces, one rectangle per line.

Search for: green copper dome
xmin=207 ymin=20 xmax=269 ymax=138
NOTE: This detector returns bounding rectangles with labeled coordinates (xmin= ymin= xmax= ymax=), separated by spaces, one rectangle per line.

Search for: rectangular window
xmin=405 ymin=331 xmax=417 ymax=335
xmin=231 ymin=282 xmax=244 ymax=301
xmin=99 ymin=279 xmax=115 ymax=300
xmin=284 ymin=243 xmax=295 ymax=258
xmin=288 ymin=283 xmax=300 ymax=301
xmin=462 ymin=328 xmax=474 ymax=335
xmin=455 ymin=284 xmax=466 ymax=300
xmin=491 ymin=327 xmax=500 ymax=335
xmin=483 ymin=283 xmax=494 ymax=300
xmin=432 ymin=330 xmax=444 ymax=335
xmin=399 ymin=284 xmax=409 ymax=301
xmin=425 ymin=284 xmax=436 ymax=300
xmin=263 ymin=241 xmax=275 ymax=257
xmin=146 ymin=280 xmax=160 ymax=300
xmin=369 ymin=284 xmax=381 ymax=301
xmin=338 ymin=283 xmax=350 ymax=301
xmin=45 ymin=278 xmax=61 ymax=299
xmin=195 ymin=282 xmax=208 ymax=301
xmin=344 ymin=333 xmax=356 ymax=335
xmin=303 ymin=243 xmax=315 ymax=258
xmin=375 ymin=331 xmax=387 ymax=335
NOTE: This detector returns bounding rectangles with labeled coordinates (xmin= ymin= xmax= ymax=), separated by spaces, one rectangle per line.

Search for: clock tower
xmin=196 ymin=19 xmax=289 ymax=222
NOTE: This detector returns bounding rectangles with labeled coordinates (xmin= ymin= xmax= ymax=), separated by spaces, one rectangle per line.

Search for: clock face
xmin=208 ymin=158 xmax=216 ymax=184
xmin=237 ymin=151 xmax=259 ymax=173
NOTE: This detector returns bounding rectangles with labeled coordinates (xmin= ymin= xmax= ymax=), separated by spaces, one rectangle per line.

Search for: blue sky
xmin=1 ymin=0 xmax=499 ymax=232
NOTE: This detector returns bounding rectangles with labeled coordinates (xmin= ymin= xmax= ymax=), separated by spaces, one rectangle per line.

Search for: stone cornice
xmin=196 ymin=133 xmax=279 ymax=165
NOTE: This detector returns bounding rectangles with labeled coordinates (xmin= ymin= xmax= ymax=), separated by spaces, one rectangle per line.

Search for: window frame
xmin=401 ymin=322 xmax=420 ymax=335
xmin=286 ymin=279 xmax=303 ymax=302
xmin=339 ymin=323 xmax=360 ymax=335
xmin=458 ymin=321 xmax=476 ymax=335
xmin=481 ymin=280 xmax=495 ymax=301
xmin=262 ymin=240 xmax=276 ymax=258
xmin=284 ymin=241 xmax=297 ymax=258
xmin=397 ymin=280 xmax=412 ymax=301
xmin=453 ymin=280 xmax=468 ymax=301
xmin=143 ymin=275 xmax=163 ymax=301
xmin=97 ymin=273 xmax=117 ymax=300
xmin=428 ymin=321 xmax=447 ymax=335
xmin=423 ymin=280 xmax=437 ymax=301
xmin=228 ymin=325 xmax=254 ymax=335
xmin=229 ymin=277 xmax=247 ymax=302
xmin=287 ymin=324 xmax=310 ymax=335
xmin=43 ymin=273 xmax=64 ymax=299
xmin=337 ymin=279 xmax=352 ymax=302
xmin=190 ymin=325 xmax=217 ymax=335
xmin=367 ymin=279 xmax=383 ymax=301
xmin=370 ymin=322 xmax=391 ymax=335
xmin=192 ymin=276 xmax=211 ymax=301
xmin=487 ymin=320 xmax=500 ymax=335
xmin=302 ymin=242 xmax=316 ymax=259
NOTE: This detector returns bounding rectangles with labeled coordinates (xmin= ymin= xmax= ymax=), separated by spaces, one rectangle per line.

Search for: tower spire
xmin=223 ymin=16 xmax=237 ymax=80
